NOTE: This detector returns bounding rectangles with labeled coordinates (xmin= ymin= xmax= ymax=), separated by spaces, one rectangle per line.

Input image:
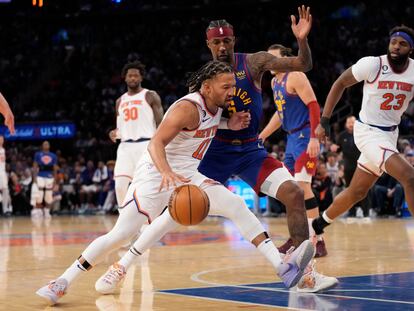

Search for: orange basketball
xmin=168 ymin=184 xmax=210 ymax=226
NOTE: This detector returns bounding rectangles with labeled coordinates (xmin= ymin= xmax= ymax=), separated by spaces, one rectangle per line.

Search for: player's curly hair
xmin=186 ymin=60 xmax=233 ymax=93
xmin=267 ymin=44 xmax=294 ymax=57
xmin=206 ymin=19 xmax=233 ymax=33
xmin=121 ymin=61 xmax=146 ymax=78
xmin=389 ymin=25 xmax=414 ymax=43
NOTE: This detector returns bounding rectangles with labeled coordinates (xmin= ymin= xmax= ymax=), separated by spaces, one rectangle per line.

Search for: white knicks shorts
xmin=114 ymin=141 xmax=150 ymax=180
xmin=354 ymin=120 xmax=399 ymax=177
xmin=121 ymin=161 xmax=216 ymax=224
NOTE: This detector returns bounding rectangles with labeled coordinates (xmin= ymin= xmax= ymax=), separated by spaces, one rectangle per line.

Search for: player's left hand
xmin=228 ymin=110 xmax=251 ymax=130
xmin=306 ymin=138 xmax=320 ymax=158
xmin=291 ymin=5 xmax=312 ymax=41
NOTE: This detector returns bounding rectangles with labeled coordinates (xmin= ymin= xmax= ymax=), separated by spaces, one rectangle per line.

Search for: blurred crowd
xmin=0 ymin=1 xmax=413 ymax=217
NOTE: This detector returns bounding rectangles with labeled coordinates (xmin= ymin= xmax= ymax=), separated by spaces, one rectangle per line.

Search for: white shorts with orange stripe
xmin=114 ymin=141 xmax=150 ymax=180
xmin=354 ymin=120 xmax=398 ymax=177
xmin=120 ymin=160 xmax=214 ymax=224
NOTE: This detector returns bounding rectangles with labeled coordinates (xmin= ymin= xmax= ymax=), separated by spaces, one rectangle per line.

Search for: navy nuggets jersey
xmin=272 ymin=73 xmax=309 ymax=132
xmin=35 ymin=151 xmax=57 ymax=178
xmin=216 ymin=53 xmax=263 ymax=140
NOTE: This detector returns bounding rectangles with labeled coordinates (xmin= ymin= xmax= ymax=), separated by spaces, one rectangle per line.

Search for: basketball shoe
xmin=296 ymin=260 xmax=338 ymax=292
xmin=279 ymin=238 xmax=328 ymax=258
xmin=36 ymin=278 xmax=68 ymax=305
xmin=277 ymin=240 xmax=315 ymax=288
xmin=95 ymin=262 xmax=126 ymax=294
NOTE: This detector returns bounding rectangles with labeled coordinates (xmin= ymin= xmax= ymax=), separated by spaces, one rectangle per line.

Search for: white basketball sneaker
xmin=36 ymin=278 xmax=68 ymax=305
xmin=95 ymin=262 xmax=126 ymax=294
xmin=296 ymin=261 xmax=338 ymax=292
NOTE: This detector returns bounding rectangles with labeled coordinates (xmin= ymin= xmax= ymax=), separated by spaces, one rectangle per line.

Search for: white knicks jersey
xmin=117 ymin=89 xmax=156 ymax=141
xmin=139 ymin=92 xmax=222 ymax=173
xmin=352 ymin=55 xmax=414 ymax=126
xmin=0 ymin=148 xmax=5 ymax=172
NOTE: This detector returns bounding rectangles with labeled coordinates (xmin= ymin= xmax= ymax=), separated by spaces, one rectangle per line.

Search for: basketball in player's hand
xmin=168 ymin=184 xmax=210 ymax=226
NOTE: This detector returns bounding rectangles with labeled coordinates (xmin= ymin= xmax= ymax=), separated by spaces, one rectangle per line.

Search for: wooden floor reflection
xmin=1 ymin=215 xmax=414 ymax=310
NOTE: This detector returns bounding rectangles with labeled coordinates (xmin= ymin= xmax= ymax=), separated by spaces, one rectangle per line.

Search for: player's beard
xmin=387 ymin=50 xmax=410 ymax=67
xmin=217 ymin=54 xmax=232 ymax=64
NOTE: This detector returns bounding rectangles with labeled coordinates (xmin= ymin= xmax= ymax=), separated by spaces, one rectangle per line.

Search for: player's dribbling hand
xmin=291 ymin=5 xmax=312 ymax=41
xmin=315 ymin=124 xmax=327 ymax=143
xmin=228 ymin=111 xmax=251 ymax=130
xmin=307 ymin=138 xmax=320 ymax=158
xmin=108 ymin=129 xmax=118 ymax=143
xmin=159 ymin=171 xmax=191 ymax=192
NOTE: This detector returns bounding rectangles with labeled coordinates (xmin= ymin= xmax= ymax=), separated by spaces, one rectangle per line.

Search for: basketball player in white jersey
xmin=0 ymin=135 xmax=11 ymax=216
xmin=0 ymin=92 xmax=15 ymax=134
xmin=109 ymin=61 xmax=163 ymax=207
xmin=37 ymin=61 xmax=315 ymax=305
xmin=312 ymin=25 xmax=414 ymax=235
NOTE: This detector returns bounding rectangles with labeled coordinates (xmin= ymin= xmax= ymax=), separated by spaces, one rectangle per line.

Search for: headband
xmin=206 ymin=26 xmax=234 ymax=40
xmin=391 ymin=31 xmax=414 ymax=48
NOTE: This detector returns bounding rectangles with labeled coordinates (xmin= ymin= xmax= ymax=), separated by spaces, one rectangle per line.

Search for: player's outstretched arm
xmin=247 ymin=6 xmax=312 ymax=74
xmin=316 ymin=67 xmax=359 ymax=142
xmin=148 ymin=101 xmax=194 ymax=191
xmin=0 ymin=92 xmax=15 ymax=134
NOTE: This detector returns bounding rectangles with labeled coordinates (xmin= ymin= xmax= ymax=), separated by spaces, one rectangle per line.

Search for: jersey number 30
xmin=123 ymin=107 xmax=139 ymax=121
xmin=380 ymin=93 xmax=406 ymax=110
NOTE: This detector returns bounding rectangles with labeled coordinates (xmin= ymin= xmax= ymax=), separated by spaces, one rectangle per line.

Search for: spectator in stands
xmin=372 ymin=174 xmax=404 ymax=217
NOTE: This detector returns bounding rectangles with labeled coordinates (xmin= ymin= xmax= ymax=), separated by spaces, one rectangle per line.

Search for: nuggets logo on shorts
xmin=306 ymin=161 xmax=315 ymax=169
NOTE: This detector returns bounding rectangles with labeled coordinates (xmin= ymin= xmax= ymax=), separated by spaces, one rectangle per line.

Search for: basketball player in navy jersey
xmin=198 ymin=6 xmax=335 ymax=291
xmin=259 ymin=44 xmax=328 ymax=258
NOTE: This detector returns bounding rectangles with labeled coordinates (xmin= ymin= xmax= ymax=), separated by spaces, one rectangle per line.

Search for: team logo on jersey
xmin=235 ymin=70 xmax=246 ymax=80
xmin=381 ymin=65 xmax=390 ymax=74
xmin=41 ymin=155 xmax=53 ymax=165
xmin=201 ymin=110 xmax=211 ymax=122
xmin=274 ymin=90 xmax=286 ymax=119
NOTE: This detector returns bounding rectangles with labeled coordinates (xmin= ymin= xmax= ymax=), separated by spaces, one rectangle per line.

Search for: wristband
xmin=320 ymin=117 xmax=330 ymax=137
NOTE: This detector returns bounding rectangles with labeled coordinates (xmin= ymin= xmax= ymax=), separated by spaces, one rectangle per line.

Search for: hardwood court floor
xmin=0 ymin=215 xmax=414 ymax=310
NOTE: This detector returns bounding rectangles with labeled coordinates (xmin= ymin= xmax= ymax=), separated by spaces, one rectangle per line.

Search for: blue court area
xmin=160 ymin=272 xmax=414 ymax=310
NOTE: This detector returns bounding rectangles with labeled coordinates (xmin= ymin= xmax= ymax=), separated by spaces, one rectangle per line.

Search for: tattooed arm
xmin=246 ymin=5 xmax=313 ymax=84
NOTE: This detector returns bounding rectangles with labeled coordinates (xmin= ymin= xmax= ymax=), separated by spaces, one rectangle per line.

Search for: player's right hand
xmin=159 ymin=171 xmax=191 ymax=192
xmin=109 ymin=129 xmax=118 ymax=143
xmin=315 ymin=124 xmax=326 ymax=143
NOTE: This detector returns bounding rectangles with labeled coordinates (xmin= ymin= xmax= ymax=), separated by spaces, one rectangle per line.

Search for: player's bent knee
xmin=277 ymin=181 xmax=304 ymax=206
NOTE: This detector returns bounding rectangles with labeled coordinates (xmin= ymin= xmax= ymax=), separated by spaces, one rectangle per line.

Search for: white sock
xmin=59 ymin=259 xmax=87 ymax=285
xmin=322 ymin=211 xmax=334 ymax=223
xmin=257 ymin=238 xmax=282 ymax=272
xmin=119 ymin=247 xmax=141 ymax=269
xmin=307 ymin=218 xmax=316 ymax=238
